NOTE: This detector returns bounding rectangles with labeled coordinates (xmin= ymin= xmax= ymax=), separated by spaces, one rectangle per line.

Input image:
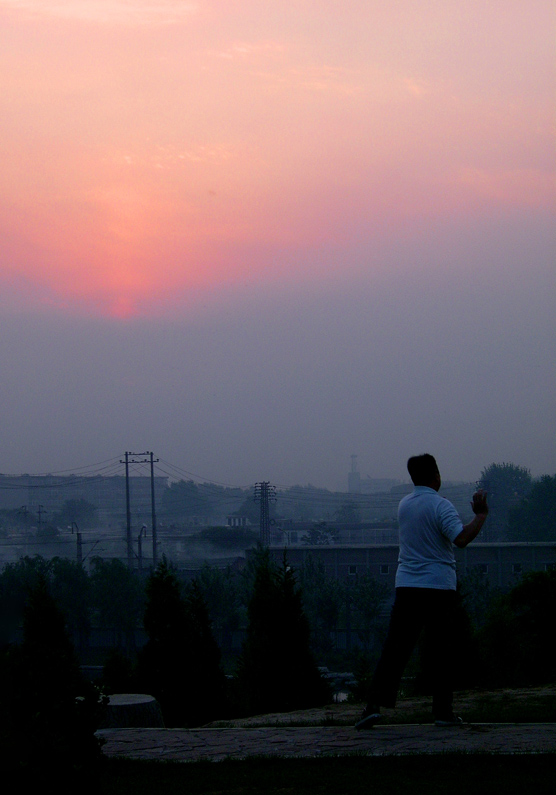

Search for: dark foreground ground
xmin=99 ymin=721 xmax=556 ymax=761
xmin=96 ymin=687 xmax=556 ymax=794
xmin=99 ymin=754 xmax=556 ymax=795
xmin=99 ymin=684 xmax=556 ymax=762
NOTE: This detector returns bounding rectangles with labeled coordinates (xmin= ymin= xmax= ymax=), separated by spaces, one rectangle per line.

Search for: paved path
xmin=99 ymin=723 xmax=556 ymax=762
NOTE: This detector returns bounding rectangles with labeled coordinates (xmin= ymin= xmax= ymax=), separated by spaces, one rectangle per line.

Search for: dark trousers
xmin=368 ymin=587 xmax=458 ymax=717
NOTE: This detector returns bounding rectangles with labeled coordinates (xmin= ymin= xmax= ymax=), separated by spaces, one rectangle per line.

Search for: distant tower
xmin=348 ymin=455 xmax=362 ymax=493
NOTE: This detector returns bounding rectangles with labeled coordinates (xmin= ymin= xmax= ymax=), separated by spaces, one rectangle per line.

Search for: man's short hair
xmin=407 ymin=454 xmax=439 ymax=486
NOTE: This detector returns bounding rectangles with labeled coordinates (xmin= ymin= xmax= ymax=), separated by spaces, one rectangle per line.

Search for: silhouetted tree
xmin=159 ymin=480 xmax=213 ymax=521
xmin=237 ymin=549 xmax=330 ymax=715
xmin=0 ymin=507 xmax=37 ymax=531
xmin=49 ymin=556 xmax=91 ymax=648
xmin=101 ymin=648 xmax=135 ymax=694
xmin=0 ymin=576 xmax=105 ymax=790
xmin=235 ymin=494 xmax=272 ymax=525
xmin=0 ymin=555 xmax=50 ymax=645
xmin=299 ymin=556 xmax=345 ymax=657
xmin=0 ymin=555 xmax=91 ymax=651
xmin=335 ymin=502 xmax=361 ymax=524
xmin=52 ymin=498 xmax=98 ymax=529
xmin=36 ymin=522 xmax=59 ymax=540
xmin=478 ymin=463 xmax=532 ymax=539
xmin=200 ymin=525 xmax=258 ymax=550
xmin=195 ymin=564 xmax=244 ymax=652
xmin=349 ymin=573 xmax=389 ymax=651
xmin=136 ymin=558 xmax=226 ymax=726
xmin=458 ymin=566 xmax=502 ymax=631
xmin=183 ymin=579 xmax=228 ymax=722
xmin=507 ymin=474 xmax=556 ymax=541
xmin=136 ymin=558 xmax=190 ymax=725
xmin=476 ymin=569 xmax=556 ymax=687
xmin=89 ymin=557 xmax=144 ymax=651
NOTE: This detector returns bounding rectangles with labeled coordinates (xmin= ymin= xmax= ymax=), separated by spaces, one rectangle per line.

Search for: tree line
xmin=2 ymin=545 xmax=556 ymax=786
xmin=2 ymin=546 xmax=555 ymax=703
xmin=0 ymin=549 xmax=331 ymax=785
xmin=0 ymin=552 xmax=391 ymax=662
xmin=478 ymin=464 xmax=556 ymax=541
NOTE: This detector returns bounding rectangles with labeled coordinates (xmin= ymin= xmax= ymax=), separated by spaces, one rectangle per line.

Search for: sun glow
xmin=0 ymin=1 xmax=554 ymax=318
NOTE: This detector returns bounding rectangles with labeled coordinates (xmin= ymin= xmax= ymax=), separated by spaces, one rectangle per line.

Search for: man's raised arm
xmin=453 ymin=490 xmax=489 ymax=549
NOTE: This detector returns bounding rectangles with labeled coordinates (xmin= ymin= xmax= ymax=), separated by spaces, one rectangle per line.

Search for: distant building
xmin=227 ymin=515 xmax=250 ymax=527
xmin=266 ymin=542 xmax=556 ymax=593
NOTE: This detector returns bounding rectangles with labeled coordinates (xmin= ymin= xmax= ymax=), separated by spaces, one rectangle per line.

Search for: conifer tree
xmin=0 ymin=575 xmax=105 ymax=789
xmin=299 ymin=556 xmax=345 ymax=657
xmin=237 ymin=549 xmax=330 ymax=714
xmin=136 ymin=557 xmax=226 ymax=726
xmin=183 ymin=579 xmax=228 ymax=724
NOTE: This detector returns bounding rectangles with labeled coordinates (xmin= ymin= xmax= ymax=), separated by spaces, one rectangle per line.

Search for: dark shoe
xmin=355 ymin=706 xmax=382 ymax=730
xmin=434 ymin=713 xmax=463 ymax=727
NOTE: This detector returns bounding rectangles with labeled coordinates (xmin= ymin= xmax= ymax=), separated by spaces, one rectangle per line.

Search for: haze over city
xmin=1 ymin=1 xmax=554 ymax=491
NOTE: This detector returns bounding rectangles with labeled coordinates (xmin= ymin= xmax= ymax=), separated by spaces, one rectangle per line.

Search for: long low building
xmin=267 ymin=542 xmax=556 ymax=591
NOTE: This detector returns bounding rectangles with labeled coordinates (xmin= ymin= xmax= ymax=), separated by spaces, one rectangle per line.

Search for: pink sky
xmin=0 ymin=2 xmax=554 ymax=488
xmin=1 ymin=1 xmax=554 ymax=317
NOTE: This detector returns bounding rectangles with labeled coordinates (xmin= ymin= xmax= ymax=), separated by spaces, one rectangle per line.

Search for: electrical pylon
xmin=253 ymin=481 xmax=276 ymax=546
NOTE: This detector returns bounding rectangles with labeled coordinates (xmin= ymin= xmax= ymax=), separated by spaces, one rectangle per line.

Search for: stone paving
xmin=98 ymin=723 xmax=556 ymax=763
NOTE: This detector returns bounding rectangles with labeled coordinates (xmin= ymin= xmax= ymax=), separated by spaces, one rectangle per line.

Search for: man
xmin=356 ymin=454 xmax=488 ymax=729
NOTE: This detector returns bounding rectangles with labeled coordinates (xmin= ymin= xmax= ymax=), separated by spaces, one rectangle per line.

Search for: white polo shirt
xmin=396 ymin=486 xmax=463 ymax=590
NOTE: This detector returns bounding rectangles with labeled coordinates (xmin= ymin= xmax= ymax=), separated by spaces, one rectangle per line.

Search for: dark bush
xmin=476 ymin=569 xmax=556 ymax=687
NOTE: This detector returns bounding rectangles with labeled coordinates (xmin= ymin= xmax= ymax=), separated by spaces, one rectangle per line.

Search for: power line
xmin=0 ymin=455 xmax=123 ymax=478
xmin=155 ymin=457 xmax=249 ymax=489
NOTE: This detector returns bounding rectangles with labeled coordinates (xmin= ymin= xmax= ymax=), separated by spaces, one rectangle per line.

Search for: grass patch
xmin=99 ymin=753 xmax=556 ymax=794
xmin=210 ymin=686 xmax=556 ymax=728
xmin=462 ymin=692 xmax=556 ymax=724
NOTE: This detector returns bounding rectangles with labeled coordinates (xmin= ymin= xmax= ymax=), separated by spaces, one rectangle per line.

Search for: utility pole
xmin=121 ymin=451 xmax=149 ymax=569
xmin=254 ymin=481 xmax=276 ymax=546
xmin=138 ymin=524 xmax=147 ymax=571
xmin=149 ymin=451 xmax=159 ymax=568
xmin=71 ymin=522 xmax=82 ymax=565
xmin=37 ymin=504 xmax=46 ymax=533
xmin=19 ymin=506 xmax=28 ymax=555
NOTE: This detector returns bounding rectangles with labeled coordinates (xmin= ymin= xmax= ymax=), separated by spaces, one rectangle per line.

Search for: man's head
xmin=407 ymin=454 xmax=441 ymax=490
